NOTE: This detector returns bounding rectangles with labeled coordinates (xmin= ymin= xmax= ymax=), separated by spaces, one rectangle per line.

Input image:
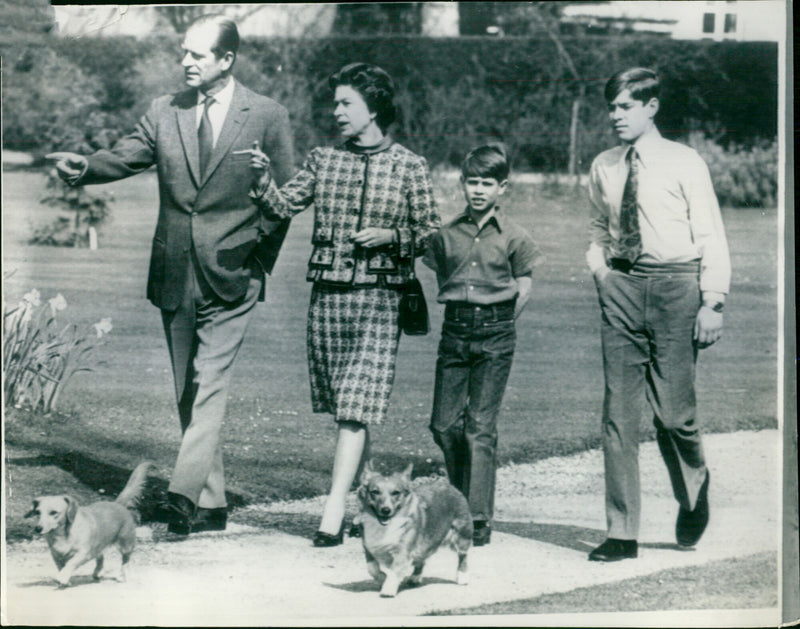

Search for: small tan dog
xmin=25 ymin=461 xmax=153 ymax=587
xmin=354 ymin=461 xmax=473 ymax=597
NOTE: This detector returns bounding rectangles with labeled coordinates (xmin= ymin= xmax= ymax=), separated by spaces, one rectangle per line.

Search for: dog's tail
xmin=115 ymin=461 xmax=154 ymax=509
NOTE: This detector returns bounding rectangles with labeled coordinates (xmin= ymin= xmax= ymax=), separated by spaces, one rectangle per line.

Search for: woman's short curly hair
xmin=329 ymin=63 xmax=397 ymax=133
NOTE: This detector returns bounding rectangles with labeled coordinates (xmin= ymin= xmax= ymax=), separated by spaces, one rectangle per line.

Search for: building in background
xmin=560 ymin=1 xmax=782 ymax=41
xmin=50 ymin=2 xmax=781 ymax=42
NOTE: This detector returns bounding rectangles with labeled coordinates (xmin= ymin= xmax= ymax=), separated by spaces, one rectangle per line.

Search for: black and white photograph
xmin=1 ymin=1 xmax=795 ymax=626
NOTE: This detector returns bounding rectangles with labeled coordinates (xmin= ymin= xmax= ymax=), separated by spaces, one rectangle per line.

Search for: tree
xmin=493 ymin=2 xmax=585 ymax=178
xmin=154 ymin=6 xmax=209 ymax=33
xmin=331 ymin=4 xmax=423 ymax=35
xmin=0 ymin=0 xmax=55 ymax=48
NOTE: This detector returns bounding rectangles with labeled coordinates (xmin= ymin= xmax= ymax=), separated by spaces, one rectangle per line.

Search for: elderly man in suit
xmin=48 ymin=14 xmax=294 ymax=535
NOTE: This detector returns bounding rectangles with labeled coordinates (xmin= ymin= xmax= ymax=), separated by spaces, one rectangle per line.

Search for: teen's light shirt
xmin=586 ymin=127 xmax=731 ymax=297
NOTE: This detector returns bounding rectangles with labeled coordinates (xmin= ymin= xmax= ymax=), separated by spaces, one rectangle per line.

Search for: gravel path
xmin=2 ymin=429 xmax=781 ymax=626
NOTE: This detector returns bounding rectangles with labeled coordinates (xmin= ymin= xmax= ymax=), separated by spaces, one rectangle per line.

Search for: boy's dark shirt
xmin=423 ymin=207 xmax=540 ymax=305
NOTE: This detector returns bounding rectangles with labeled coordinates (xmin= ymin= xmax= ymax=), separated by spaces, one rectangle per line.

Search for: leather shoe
xmin=589 ymin=538 xmax=638 ymax=561
xmin=473 ymin=520 xmax=491 ymax=547
xmin=676 ymin=470 xmax=710 ymax=547
xmin=166 ymin=492 xmax=196 ymax=535
xmin=190 ymin=507 xmax=227 ymax=533
xmin=313 ymin=522 xmax=345 ymax=547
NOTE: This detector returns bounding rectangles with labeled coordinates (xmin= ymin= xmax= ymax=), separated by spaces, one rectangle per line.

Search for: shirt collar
xmin=455 ymin=206 xmax=504 ymax=232
xmin=625 ymin=126 xmax=662 ymax=168
xmin=197 ymin=76 xmax=234 ymax=108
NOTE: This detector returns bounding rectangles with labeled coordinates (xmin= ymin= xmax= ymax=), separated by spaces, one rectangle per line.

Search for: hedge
xmin=3 ymin=34 xmax=777 ymax=176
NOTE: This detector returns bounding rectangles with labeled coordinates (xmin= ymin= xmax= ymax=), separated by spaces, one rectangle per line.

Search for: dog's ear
xmin=24 ymin=499 xmax=40 ymax=518
xmin=402 ymin=463 xmax=413 ymax=482
xmin=63 ymin=496 xmax=78 ymax=524
xmin=359 ymin=459 xmax=375 ymax=486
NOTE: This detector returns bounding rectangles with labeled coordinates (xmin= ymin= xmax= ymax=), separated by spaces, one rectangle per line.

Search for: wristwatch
xmin=702 ymin=301 xmax=724 ymax=313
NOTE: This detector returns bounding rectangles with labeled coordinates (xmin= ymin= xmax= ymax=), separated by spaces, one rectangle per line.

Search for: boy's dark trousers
xmin=430 ymin=300 xmax=516 ymax=522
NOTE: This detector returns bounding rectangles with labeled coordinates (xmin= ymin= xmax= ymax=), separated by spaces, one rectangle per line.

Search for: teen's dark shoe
xmin=473 ymin=520 xmax=491 ymax=547
xmin=166 ymin=492 xmax=196 ymax=535
xmin=313 ymin=522 xmax=345 ymax=547
xmin=676 ymin=470 xmax=710 ymax=547
xmin=588 ymin=538 xmax=638 ymax=561
xmin=191 ymin=507 xmax=228 ymax=533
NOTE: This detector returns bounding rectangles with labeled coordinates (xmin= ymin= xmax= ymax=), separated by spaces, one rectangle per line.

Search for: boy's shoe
xmin=676 ymin=471 xmax=710 ymax=547
xmin=588 ymin=538 xmax=638 ymax=561
xmin=473 ymin=520 xmax=491 ymax=546
xmin=190 ymin=507 xmax=228 ymax=533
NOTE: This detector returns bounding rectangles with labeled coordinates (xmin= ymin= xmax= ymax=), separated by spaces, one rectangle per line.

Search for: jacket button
xmin=343 ymin=260 xmax=354 ymax=268
xmin=191 ymin=211 xmax=198 ymax=217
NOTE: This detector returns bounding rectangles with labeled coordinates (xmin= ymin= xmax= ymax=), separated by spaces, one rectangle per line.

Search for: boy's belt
xmin=609 ymin=258 xmax=700 ymax=276
xmin=445 ymin=299 xmax=516 ymax=322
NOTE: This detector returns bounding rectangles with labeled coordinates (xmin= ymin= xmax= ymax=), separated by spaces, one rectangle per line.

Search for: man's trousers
xmin=161 ymin=254 xmax=262 ymax=509
xmin=596 ymin=261 xmax=708 ymax=540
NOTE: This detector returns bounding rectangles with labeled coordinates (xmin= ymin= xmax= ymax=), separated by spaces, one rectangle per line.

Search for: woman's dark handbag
xmin=398 ymin=235 xmax=430 ymax=336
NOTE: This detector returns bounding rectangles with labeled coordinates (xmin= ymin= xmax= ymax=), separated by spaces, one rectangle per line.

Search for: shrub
xmin=3 ymin=289 xmax=112 ymax=413
xmin=3 ymin=36 xmax=778 ymax=172
xmin=30 ymin=172 xmax=114 ymax=247
xmin=685 ymin=133 xmax=778 ymax=208
xmin=1 ymin=46 xmax=111 ymax=154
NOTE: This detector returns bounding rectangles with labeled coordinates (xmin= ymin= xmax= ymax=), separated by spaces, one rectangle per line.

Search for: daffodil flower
xmin=49 ymin=294 xmax=68 ymax=316
xmin=93 ymin=317 xmax=113 ymax=338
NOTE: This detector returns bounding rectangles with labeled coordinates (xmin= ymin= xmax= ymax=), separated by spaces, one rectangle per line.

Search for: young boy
xmin=423 ymin=144 xmax=540 ymax=546
xmin=586 ymin=68 xmax=731 ymax=561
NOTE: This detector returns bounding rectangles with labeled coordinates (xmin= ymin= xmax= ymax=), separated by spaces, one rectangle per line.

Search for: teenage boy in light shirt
xmin=586 ymin=67 xmax=731 ymax=562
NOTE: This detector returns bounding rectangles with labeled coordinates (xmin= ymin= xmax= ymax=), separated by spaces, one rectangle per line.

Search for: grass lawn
xmin=2 ymin=169 xmax=779 ymax=506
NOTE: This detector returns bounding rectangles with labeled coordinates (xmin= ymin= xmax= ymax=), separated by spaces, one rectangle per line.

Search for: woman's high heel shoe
xmin=312 ymin=521 xmax=345 ymax=547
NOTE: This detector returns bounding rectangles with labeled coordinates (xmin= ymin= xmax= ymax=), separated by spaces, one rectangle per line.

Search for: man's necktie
xmin=198 ymin=96 xmax=214 ymax=178
xmin=617 ymin=146 xmax=641 ymax=263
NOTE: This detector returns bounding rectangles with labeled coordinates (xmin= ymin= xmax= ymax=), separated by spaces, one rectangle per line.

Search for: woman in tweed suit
xmin=247 ymin=63 xmax=441 ymax=546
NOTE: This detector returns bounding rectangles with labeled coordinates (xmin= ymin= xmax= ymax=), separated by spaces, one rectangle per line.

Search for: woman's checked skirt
xmin=307 ymin=284 xmax=401 ymax=425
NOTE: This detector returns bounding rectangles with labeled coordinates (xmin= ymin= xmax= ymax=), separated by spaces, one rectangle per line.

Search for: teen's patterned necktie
xmin=198 ymin=96 xmax=215 ymax=177
xmin=617 ymin=146 xmax=641 ymax=263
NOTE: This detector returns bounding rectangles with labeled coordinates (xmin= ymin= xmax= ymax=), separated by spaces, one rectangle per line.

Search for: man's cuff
xmin=67 ymin=161 xmax=89 ymax=186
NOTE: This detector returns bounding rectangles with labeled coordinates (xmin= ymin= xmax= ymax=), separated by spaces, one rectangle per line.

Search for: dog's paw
xmin=379 ymin=575 xmax=400 ymax=597
xmin=456 ymin=571 xmax=469 ymax=586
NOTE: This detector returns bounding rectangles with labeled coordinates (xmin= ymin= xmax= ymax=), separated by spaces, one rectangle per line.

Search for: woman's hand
xmin=234 ymin=141 xmax=271 ymax=188
xmin=352 ymin=228 xmax=396 ymax=249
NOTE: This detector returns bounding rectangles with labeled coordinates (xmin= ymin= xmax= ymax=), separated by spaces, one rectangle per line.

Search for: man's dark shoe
xmin=190 ymin=507 xmax=227 ymax=533
xmin=676 ymin=470 xmax=710 ymax=547
xmin=166 ymin=492 xmax=196 ymax=535
xmin=473 ymin=520 xmax=491 ymax=547
xmin=588 ymin=538 xmax=638 ymax=561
